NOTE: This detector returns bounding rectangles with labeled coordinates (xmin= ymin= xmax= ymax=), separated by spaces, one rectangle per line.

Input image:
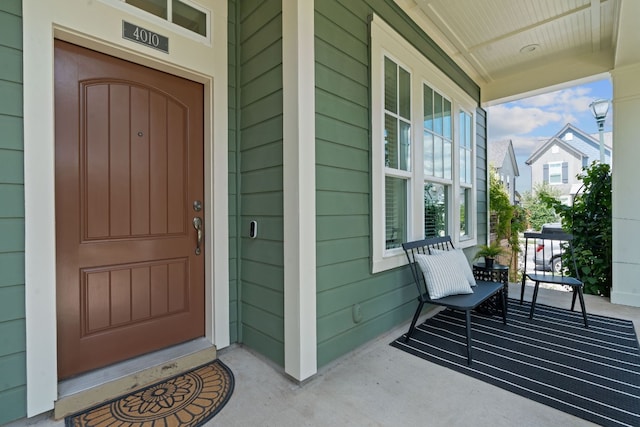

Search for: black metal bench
xmin=402 ymin=236 xmax=507 ymax=364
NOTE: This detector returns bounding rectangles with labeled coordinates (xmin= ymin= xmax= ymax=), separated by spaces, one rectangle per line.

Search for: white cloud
xmin=487 ymin=86 xmax=597 ymax=141
xmin=519 ymin=87 xmax=594 ymax=115
xmin=511 ymin=136 xmax=546 ymax=158
xmin=487 ymin=104 xmax=562 ymax=139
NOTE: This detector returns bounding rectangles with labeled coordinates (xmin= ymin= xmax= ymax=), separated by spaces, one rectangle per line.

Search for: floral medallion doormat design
xmin=65 ymin=359 xmax=234 ymax=427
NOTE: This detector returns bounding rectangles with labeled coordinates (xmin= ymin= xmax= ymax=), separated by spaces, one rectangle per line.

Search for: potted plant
xmin=474 ymin=242 xmax=507 ymax=268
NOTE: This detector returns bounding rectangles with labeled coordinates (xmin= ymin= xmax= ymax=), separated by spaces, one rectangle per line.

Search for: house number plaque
xmin=123 ymin=21 xmax=169 ymax=53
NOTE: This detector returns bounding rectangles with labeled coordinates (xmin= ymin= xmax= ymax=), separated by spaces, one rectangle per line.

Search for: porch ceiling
xmin=396 ymin=0 xmax=621 ymax=105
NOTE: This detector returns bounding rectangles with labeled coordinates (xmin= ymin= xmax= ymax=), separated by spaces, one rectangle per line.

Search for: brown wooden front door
xmin=54 ymin=40 xmax=205 ymax=379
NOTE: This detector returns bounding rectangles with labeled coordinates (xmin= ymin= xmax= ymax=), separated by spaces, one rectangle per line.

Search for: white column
xmin=610 ymin=0 xmax=640 ymax=307
xmin=282 ymin=0 xmax=317 ymax=380
xmin=610 ymin=63 xmax=640 ymax=307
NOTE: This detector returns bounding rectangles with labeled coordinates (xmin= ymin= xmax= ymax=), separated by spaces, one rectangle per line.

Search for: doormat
xmin=66 ymin=359 xmax=234 ymax=427
xmin=391 ymin=300 xmax=640 ymax=427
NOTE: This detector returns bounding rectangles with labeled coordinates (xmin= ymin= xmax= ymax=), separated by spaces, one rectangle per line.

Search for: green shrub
xmin=488 ymin=167 xmax=527 ymax=281
xmin=521 ymin=183 xmax=561 ymax=231
xmin=489 ymin=167 xmax=513 ymax=241
xmin=541 ymin=162 xmax=612 ymax=296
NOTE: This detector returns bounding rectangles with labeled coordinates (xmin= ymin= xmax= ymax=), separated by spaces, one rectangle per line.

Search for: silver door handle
xmin=193 ymin=217 xmax=203 ymax=255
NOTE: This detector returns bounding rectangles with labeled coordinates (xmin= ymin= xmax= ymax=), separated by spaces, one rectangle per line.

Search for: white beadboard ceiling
xmin=395 ymin=0 xmax=621 ymax=104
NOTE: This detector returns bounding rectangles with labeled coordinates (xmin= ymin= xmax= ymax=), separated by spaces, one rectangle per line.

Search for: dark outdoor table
xmin=473 ymin=262 xmax=509 ymax=315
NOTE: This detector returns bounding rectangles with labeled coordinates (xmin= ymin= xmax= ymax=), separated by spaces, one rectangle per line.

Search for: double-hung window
xmin=423 ymin=84 xmax=452 ymax=239
xmin=371 ymin=15 xmax=478 ymax=273
xmin=383 ymin=58 xmax=412 ymax=249
xmin=548 ymin=161 xmax=563 ymax=185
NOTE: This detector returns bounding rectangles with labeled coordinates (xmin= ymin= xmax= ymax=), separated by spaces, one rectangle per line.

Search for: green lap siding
xmin=0 ymin=1 xmax=26 ymax=424
xmin=476 ymin=108 xmax=489 ymax=245
xmin=1 ymin=1 xmax=487 ymax=419
xmin=233 ymin=0 xmax=285 ymax=366
xmin=314 ymin=0 xmax=484 ymax=367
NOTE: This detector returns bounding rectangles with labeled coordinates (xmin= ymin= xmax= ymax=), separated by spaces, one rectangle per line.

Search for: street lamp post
xmin=589 ymin=99 xmax=610 ymax=163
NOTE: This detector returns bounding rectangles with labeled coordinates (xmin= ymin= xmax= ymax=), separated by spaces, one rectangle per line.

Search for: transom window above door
xmin=111 ymin=0 xmax=209 ymax=38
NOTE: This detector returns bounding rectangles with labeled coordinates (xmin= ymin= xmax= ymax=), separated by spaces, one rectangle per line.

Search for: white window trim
xmin=371 ymin=15 xmax=477 ymax=273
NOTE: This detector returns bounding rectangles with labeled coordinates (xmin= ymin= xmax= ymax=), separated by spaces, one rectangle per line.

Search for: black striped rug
xmin=391 ymin=300 xmax=640 ymax=427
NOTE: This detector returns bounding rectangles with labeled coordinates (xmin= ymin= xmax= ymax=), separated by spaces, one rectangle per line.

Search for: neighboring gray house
xmin=489 ymin=140 xmax=519 ymax=204
xmin=525 ymin=124 xmax=612 ymax=204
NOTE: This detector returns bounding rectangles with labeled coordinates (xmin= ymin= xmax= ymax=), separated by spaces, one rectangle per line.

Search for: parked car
xmin=534 ymin=223 xmax=567 ymax=273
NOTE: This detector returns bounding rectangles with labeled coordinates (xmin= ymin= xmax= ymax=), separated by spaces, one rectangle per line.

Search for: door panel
xmin=55 ymin=40 xmax=205 ymax=379
xmin=81 ymin=259 xmax=188 ymax=334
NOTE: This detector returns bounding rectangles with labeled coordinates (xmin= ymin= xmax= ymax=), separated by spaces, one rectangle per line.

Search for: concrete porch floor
xmin=10 ymin=284 xmax=640 ymax=427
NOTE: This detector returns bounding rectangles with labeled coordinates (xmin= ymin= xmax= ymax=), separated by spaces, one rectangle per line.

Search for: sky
xmin=486 ymin=78 xmax=613 ymax=194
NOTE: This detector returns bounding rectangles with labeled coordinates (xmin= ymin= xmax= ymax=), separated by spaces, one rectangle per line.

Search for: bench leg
xmin=501 ymin=289 xmax=507 ymax=325
xmin=465 ymin=310 xmax=473 ymax=365
xmin=404 ymin=300 xmax=424 ymax=343
xmin=577 ymin=287 xmax=589 ymax=328
xmin=529 ymin=281 xmax=541 ymax=320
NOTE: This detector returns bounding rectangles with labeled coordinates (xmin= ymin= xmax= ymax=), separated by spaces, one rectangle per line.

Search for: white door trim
xmin=22 ymin=0 xmax=228 ymax=416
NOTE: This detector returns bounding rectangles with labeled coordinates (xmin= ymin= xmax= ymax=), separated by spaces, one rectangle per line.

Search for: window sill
xmin=457 ymin=237 xmax=477 ymax=249
xmin=372 ymin=248 xmax=407 ymax=274
xmin=372 ymin=236 xmax=478 ymax=274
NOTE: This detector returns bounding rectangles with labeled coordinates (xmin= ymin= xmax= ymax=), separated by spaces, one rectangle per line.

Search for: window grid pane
xmin=385 ymin=177 xmax=408 ymax=249
xmin=433 ymin=92 xmax=443 ymax=135
xmin=459 ymin=187 xmax=470 ymax=238
xmin=423 ymin=131 xmax=433 ymax=175
xmin=443 ymin=98 xmax=452 ymax=139
xmin=465 ymin=114 xmax=472 ymax=148
xmin=384 ymin=57 xmax=411 ymax=173
xmin=399 ymin=68 xmax=411 ymax=119
xmin=423 ymin=86 xmax=433 ymax=130
xmin=434 ymin=136 xmax=443 ymax=178
xmin=384 ymin=57 xmax=397 ymax=113
xmin=384 ymin=114 xmax=398 ymax=168
xmin=126 ymin=0 xmax=167 ymax=18
xmin=399 ymin=121 xmax=411 ymax=171
xmin=424 ymin=83 xmax=452 ymax=181
xmin=459 ymin=147 xmax=469 ymax=183
xmin=459 ymin=110 xmax=473 ymax=184
xmin=424 ymin=182 xmax=448 ymax=238
xmin=172 ymin=0 xmax=206 ymax=36
xmin=444 ymin=140 xmax=452 ymax=180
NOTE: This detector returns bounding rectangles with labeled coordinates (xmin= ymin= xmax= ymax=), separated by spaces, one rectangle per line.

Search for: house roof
xmin=489 ymin=139 xmax=520 ymax=177
xmin=525 ymin=123 xmax=612 ymax=165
